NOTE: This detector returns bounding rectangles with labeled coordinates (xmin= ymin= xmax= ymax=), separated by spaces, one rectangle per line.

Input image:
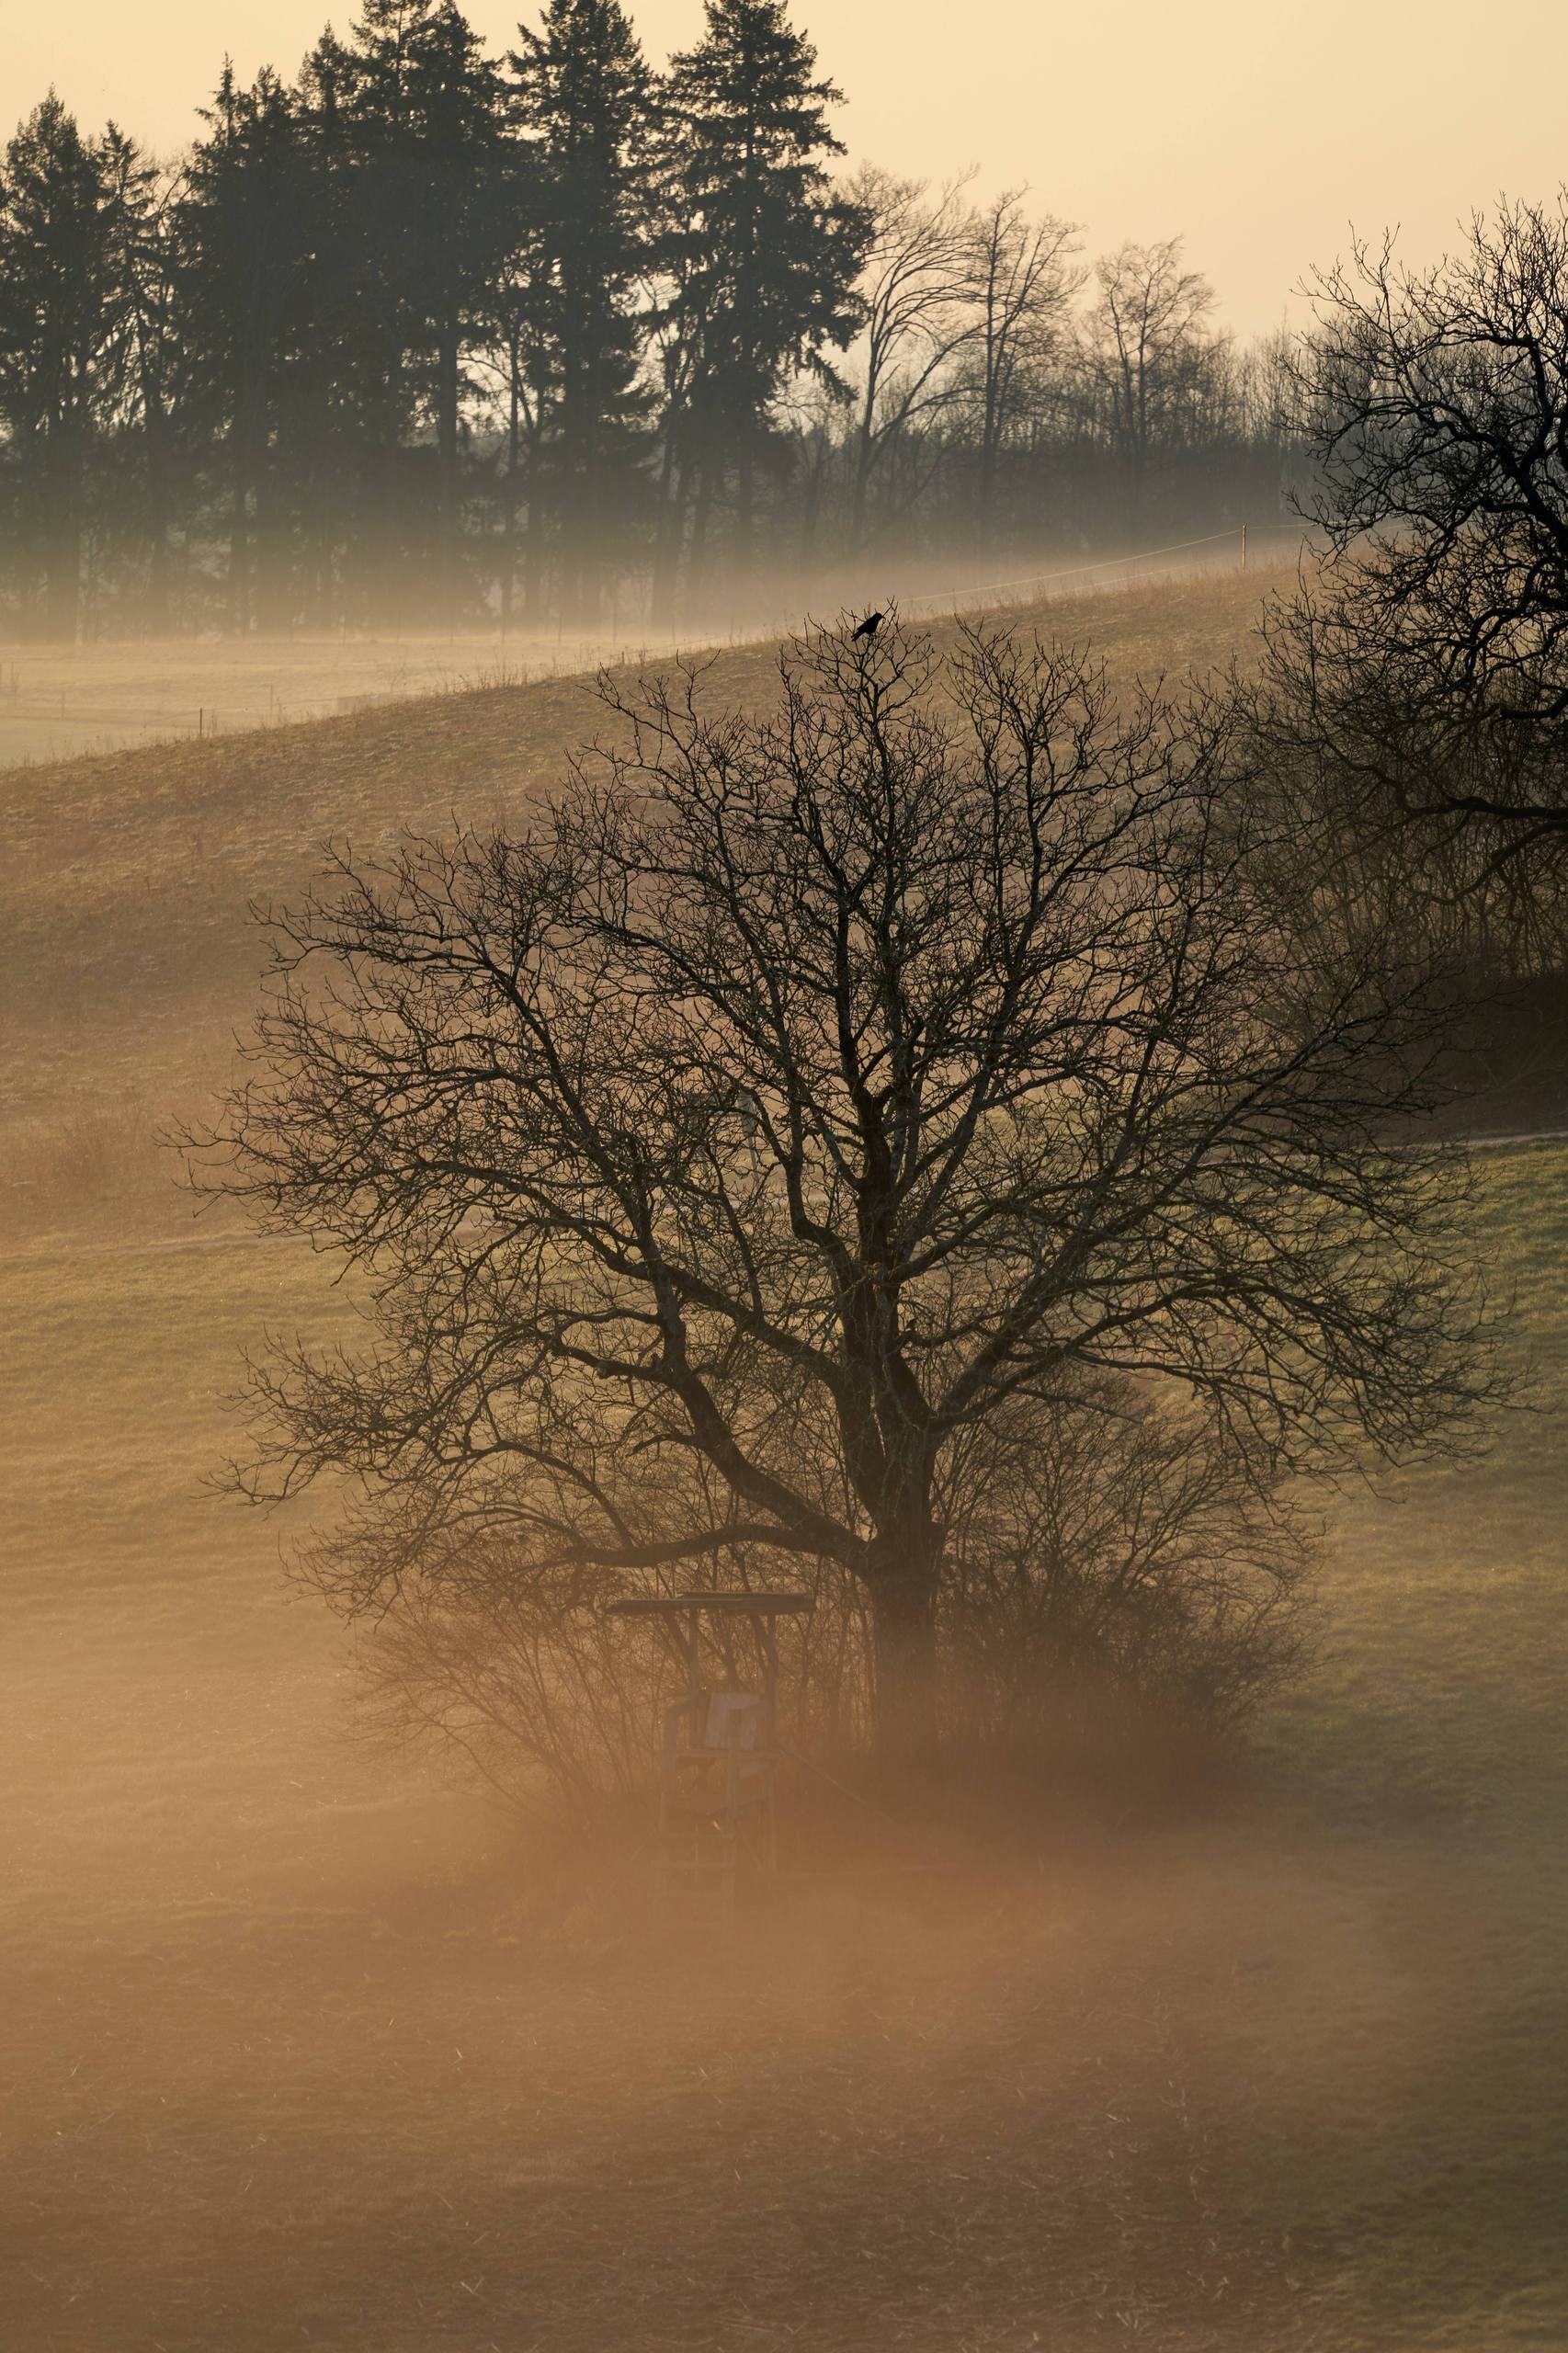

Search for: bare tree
xmin=1260 ymin=198 xmax=1568 ymax=941
xmin=939 ymin=1381 xmax=1312 ymax=1747
xmin=1298 ymin=198 xmax=1568 ymax=696
xmin=1084 ymin=238 xmax=1220 ymax=526
xmin=357 ymin=1373 xmax=1311 ymax=1822
xmin=958 ymin=191 xmax=1081 ymax=550
xmin=1252 ymin=598 xmax=1568 ymax=975
xmin=843 ymin=165 xmax=978 ymax=550
xmin=201 ymin=617 xmax=1495 ymax=1772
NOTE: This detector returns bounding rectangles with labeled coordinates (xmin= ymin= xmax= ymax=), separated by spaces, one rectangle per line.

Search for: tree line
xmin=0 ymin=0 xmax=1306 ymax=642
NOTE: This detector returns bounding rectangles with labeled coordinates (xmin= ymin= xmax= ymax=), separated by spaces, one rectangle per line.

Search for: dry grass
xmin=3 ymin=1151 xmax=1566 ymax=2350
xmin=0 ymin=623 xmax=675 ymax=769
xmin=0 ymin=541 xmax=1278 ymax=767
xmin=0 ymin=563 xmax=1293 ymax=1236
xmin=7 ymin=563 xmax=1565 ymax=2352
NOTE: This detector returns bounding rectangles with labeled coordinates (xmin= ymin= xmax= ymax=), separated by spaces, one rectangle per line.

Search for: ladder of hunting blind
xmin=603 ymin=1590 xmax=812 ymax=1936
xmin=653 ymin=1691 xmax=780 ymax=1934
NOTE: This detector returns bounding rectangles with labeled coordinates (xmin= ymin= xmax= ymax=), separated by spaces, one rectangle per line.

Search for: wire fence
xmin=0 ymin=651 xmax=641 ymax=764
xmin=898 ymin=521 xmax=1312 ymax=620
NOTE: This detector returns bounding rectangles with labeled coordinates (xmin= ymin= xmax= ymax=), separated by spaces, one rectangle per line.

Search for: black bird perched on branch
xmin=852 ymin=610 xmax=883 ymax=642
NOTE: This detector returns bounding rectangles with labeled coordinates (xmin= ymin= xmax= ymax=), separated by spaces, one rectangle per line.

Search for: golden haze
xmin=12 ymin=0 xmax=1568 ymax=337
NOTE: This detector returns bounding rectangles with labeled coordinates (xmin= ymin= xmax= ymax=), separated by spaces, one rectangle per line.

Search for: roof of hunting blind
xmin=604 ymin=1591 xmax=814 ymax=1618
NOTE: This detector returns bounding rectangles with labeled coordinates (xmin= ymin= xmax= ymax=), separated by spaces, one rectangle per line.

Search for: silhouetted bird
xmin=852 ymin=610 xmax=883 ymax=641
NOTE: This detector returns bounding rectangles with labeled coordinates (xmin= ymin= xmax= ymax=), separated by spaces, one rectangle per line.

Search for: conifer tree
xmin=657 ymin=0 xmax=867 ymax=599
xmin=286 ymin=34 xmax=371 ymax=623
xmin=333 ymin=0 xmax=504 ymax=613
xmin=0 ymin=94 xmax=114 ymax=638
xmin=97 ymin=126 xmax=183 ymax=629
xmin=177 ymin=64 xmax=324 ymax=629
xmin=509 ymin=0 xmax=653 ymax=621
xmin=483 ymin=139 xmax=553 ymax=629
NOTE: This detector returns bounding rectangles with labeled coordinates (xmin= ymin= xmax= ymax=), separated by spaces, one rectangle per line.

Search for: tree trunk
xmin=141 ymin=374 xmax=172 ymax=634
xmin=437 ymin=319 xmax=460 ymax=621
xmin=650 ymin=422 xmax=684 ymax=628
xmin=501 ymin=336 xmax=522 ymax=636
xmin=521 ymin=412 xmax=546 ymax=628
xmin=45 ymin=493 xmax=82 ymax=642
xmin=45 ymin=424 xmax=85 ymax=642
xmin=228 ymin=415 xmax=253 ymax=636
xmin=734 ymin=433 xmax=756 ymax=602
xmin=256 ymin=439 xmax=291 ymax=633
xmin=868 ymin=1561 xmax=941 ymax=1787
xmin=687 ymin=454 xmax=718 ymax=619
xmin=559 ymin=352 xmax=586 ymax=629
xmin=797 ymin=427 xmax=828 ymax=582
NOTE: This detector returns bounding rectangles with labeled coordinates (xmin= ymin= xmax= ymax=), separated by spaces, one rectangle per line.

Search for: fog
xmin=4 ymin=552 xmax=1566 ymax=2346
xmin=0 ymin=530 xmax=1276 ymax=767
xmin=5 ymin=4 xmax=1568 ymax=2344
xmin=6 ymin=1461 xmax=1567 ymax=2350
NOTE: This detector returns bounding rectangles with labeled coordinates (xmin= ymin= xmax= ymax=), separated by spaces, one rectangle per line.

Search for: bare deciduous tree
xmin=843 ymin=165 xmax=978 ymax=549
xmin=356 ymin=1373 xmax=1311 ymax=1823
xmin=201 ymin=617 xmax=1494 ymax=1771
xmin=1084 ymin=238 xmax=1220 ymax=525
xmin=959 ymin=191 xmax=1081 ymax=550
xmin=1298 ymin=198 xmax=1568 ymax=695
xmin=1259 ymin=199 xmax=1568 ymax=949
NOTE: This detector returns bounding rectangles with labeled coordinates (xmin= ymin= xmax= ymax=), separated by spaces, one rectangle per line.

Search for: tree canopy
xmin=1261 ymin=197 xmax=1568 ymax=961
xmin=203 ymin=615 xmax=1496 ymax=1760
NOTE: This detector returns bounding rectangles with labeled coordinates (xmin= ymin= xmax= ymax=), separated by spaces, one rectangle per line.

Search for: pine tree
xmin=334 ymin=0 xmax=504 ymax=616
xmin=290 ymin=28 xmax=399 ymax=623
xmin=97 ymin=126 xmax=183 ymax=629
xmin=656 ymin=0 xmax=867 ymax=602
xmin=177 ymin=63 xmax=316 ymax=629
xmin=0 ymin=94 xmax=114 ymax=638
xmin=482 ymin=135 xmax=554 ymax=630
xmin=509 ymin=0 xmax=653 ymax=622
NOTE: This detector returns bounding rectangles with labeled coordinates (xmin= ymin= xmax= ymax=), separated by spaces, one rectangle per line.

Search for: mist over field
xmin=3 ymin=563 xmax=1566 ymax=2348
xmin=6 ymin=2 xmax=1568 ymax=2348
xmin=0 ymin=530 xmax=1270 ymax=766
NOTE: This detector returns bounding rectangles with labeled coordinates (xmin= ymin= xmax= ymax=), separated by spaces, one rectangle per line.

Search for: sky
xmin=9 ymin=0 xmax=1568 ymax=338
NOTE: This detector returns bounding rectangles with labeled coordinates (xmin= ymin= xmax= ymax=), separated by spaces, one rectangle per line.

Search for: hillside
xmin=0 ymin=566 xmax=1288 ymax=1235
xmin=3 ymin=1134 xmax=1564 ymax=2352
xmin=5 ymin=562 xmax=1566 ymax=2352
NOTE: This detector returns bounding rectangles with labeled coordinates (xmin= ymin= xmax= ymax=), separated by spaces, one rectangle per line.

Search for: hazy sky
xmin=12 ymin=0 xmax=1568 ymax=337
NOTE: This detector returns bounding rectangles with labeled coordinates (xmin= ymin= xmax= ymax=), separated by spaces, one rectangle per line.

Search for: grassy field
xmin=0 ymin=564 xmax=1286 ymax=1221
xmin=4 ymin=564 xmax=1565 ymax=2352
xmin=0 ymin=624 xmax=674 ymax=769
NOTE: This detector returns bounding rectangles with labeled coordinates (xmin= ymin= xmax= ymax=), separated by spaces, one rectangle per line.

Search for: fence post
xmin=1241 ymin=523 xmax=1247 ymax=572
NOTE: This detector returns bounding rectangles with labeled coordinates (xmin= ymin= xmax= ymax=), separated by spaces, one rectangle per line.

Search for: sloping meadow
xmin=5 ymin=567 xmax=1564 ymax=2350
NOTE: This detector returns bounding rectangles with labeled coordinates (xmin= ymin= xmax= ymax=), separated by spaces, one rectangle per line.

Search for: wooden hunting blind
xmin=605 ymin=1590 xmax=813 ymax=1929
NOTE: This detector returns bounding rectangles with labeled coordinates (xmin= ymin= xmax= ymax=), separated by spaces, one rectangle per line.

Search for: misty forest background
xmin=0 ymin=0 xmax=1307 ymax=641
